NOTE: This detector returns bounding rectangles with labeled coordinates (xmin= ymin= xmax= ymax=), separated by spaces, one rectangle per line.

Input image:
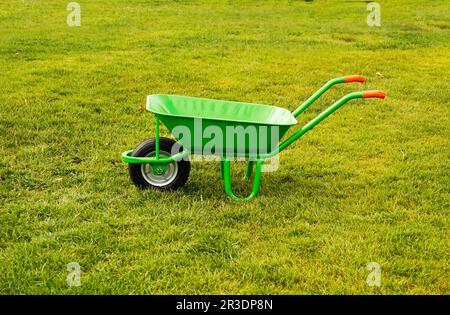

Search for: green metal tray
xmin=147 ymin=94 xmax=297 ymax=156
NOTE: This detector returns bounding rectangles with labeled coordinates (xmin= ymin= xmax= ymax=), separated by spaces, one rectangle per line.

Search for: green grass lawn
xmin=0 ymin=0 xmax=449 ymax=294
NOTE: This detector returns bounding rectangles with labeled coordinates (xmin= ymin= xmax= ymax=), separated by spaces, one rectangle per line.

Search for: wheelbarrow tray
xmin=147 ymin=94 xmax=297 ymax=157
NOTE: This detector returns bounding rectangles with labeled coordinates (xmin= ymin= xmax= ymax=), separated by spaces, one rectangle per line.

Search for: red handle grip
xmin=344 ymin=75 xmax=366 ymax=83
xmin=362 ymin=90 xmax=387 ymax=99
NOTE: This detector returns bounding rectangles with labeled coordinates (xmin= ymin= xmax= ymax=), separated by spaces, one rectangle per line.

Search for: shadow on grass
xmin=134 ymin=159 xmax=341 ymax=204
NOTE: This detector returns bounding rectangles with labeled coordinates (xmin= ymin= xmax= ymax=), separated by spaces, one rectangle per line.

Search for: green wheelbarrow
xmin=122 ymin=75 xmax=386 ymax=201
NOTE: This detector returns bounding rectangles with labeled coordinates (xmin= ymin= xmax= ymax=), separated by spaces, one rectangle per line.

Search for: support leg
xmin=223 ymin=159 xmax=264 ymax=201
xmin=245 ymin=160 xmax=255 ymax=179
xmin=154 ymin=115 xmax=160 ymax=160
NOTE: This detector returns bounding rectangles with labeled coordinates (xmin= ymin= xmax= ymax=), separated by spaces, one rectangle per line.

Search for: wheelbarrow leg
xmin=245 ymin=160 xmax=255 ymax=179
xmin=222 ymin=159 xmax=264 ymax=201
xmin=220 ymin=159 xmax=255 ymax=181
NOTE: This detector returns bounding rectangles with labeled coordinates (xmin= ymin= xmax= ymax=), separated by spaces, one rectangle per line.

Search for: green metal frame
xmin=122 ymin=76 xmax=385 ymax=201
xmin=222 ymin=159 xmax=264 ymax=202
xmin=121 ymin=115 xmax=190 ymax=174
xmin=293 ymin=76 xmax=356 ymax=117
xmin=262 ymin=91 xmax=367 ymax=158
xmin=121 ymin=149 xmax=189 ymax=165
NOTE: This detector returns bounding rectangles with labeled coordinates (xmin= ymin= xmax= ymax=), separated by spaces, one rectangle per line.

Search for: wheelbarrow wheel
xmin=128 ymin=138 xmax=190 ymax=190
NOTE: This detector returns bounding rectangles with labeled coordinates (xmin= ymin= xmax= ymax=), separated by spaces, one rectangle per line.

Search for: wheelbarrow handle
xmin=298 ymin=90 xmax=387 ymax=134
xmin=362 ymin=90 xmax=387 ymax=99
xmin=343 ymin=75 xmax=366 ymax=83
xmin=263 ymin=90 xmax=386 ymax=157
xmin=292 ymin=75 xmax=366 ymax=117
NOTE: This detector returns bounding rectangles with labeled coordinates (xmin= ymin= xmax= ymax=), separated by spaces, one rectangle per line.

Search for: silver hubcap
xmin=141 ymin=150 xmax=178 ymax=187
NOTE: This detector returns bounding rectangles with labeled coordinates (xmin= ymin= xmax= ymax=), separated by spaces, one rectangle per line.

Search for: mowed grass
xmin=0 ymin=0 xmax=449 ymax=294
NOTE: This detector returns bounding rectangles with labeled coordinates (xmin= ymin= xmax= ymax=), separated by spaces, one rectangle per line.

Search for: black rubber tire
xmin=128 ymin=138 xmax=190 ymax=190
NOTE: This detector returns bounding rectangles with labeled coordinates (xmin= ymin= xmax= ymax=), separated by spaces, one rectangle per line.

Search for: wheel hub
xmin=141 ymin=151 xmax=178 ymax=187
